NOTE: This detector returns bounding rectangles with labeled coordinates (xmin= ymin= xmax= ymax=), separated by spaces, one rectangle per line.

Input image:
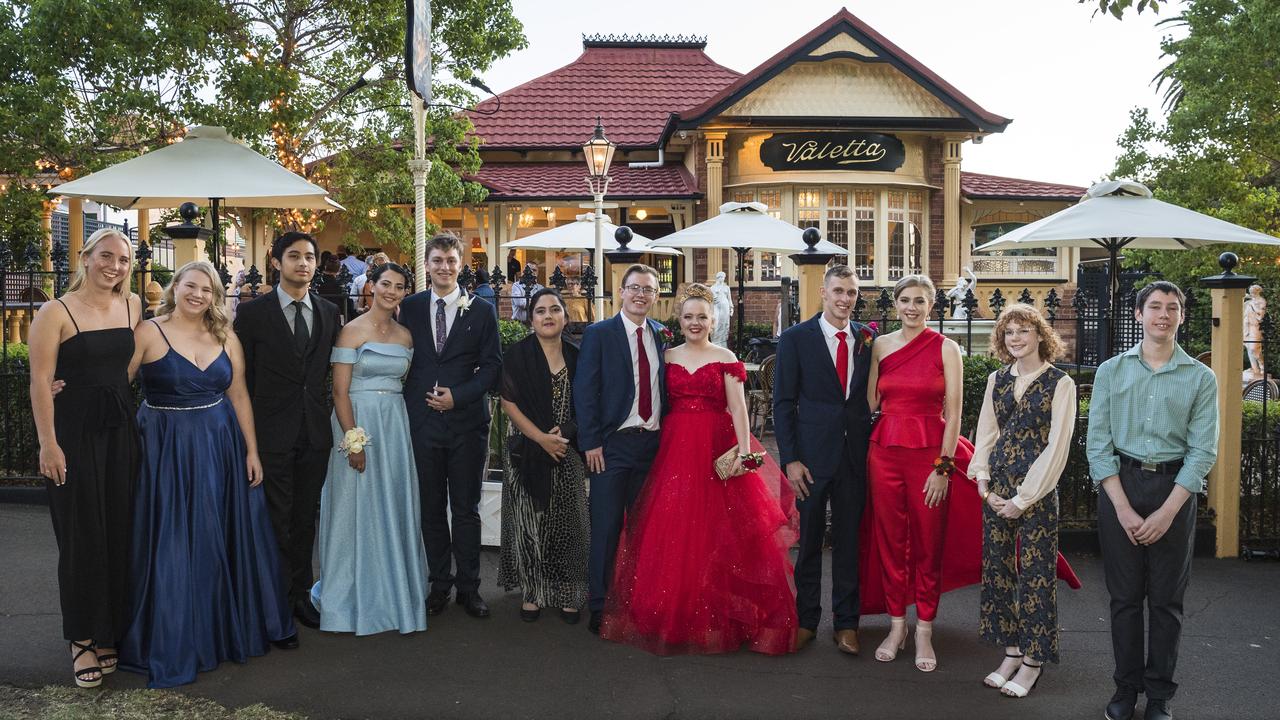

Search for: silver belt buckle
xmin=1141 ymin=460 xmax=1158 ymax=472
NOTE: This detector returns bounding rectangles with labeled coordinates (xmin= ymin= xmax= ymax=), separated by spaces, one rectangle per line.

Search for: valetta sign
xmin=760 ymin=132 xmax=906 ymax=172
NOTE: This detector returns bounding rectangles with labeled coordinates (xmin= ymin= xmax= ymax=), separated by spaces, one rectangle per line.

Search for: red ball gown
xmin=601 ymin=361 xmax=799 ymax=655
xmin=861 ymin=329 xmax=1080 ymax=620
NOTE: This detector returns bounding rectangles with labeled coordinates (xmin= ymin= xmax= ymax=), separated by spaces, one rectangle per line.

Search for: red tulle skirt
xmin=600 ymin=410 xmax=799 ymax=655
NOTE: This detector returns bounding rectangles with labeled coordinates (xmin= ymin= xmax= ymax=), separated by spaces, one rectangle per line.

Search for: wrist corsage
xmin=340 ymin=427 xmax=372 ymax=456
xmin=932 ymin=455 xmax=956 ymax=477
xmin=738 ymin=451 xmax=765 ymax=471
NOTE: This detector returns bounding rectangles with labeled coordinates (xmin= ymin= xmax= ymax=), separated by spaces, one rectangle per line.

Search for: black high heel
xmin=70 ymin=640 xmax=102 ymax=689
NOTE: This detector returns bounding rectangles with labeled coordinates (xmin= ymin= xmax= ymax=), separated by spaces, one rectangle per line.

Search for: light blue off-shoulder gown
xmin=311 ymin=343 xmax=428 ymax=634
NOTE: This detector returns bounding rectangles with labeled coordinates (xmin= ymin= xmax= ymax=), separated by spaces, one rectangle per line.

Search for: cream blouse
xmin=968 ymin=362 xmax=1077 ymax=510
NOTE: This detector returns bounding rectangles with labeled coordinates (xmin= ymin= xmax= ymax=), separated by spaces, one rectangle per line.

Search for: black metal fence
xmin=1241 ymin=311 xmax=1280 ymax=556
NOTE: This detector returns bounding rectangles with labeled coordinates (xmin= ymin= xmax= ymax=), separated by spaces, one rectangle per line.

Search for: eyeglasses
xmin=623 ymin=284 xmax=658 ymax=296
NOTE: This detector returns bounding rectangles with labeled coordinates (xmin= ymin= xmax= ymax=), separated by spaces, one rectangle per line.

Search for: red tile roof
xmin=961 ymin=172 xmax=1086 ymax=200
xmin=468 ymin=42 xmax=741 ymax=149
xmin=677 ymin=8 xmax=1009 ymax=133
xmin=467 ymin=163 xmax=701 ymax=201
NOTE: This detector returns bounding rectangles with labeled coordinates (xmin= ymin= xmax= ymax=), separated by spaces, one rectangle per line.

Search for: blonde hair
xmin=892 ymin=273 xmax=936 ymax=301
xmin=66 ymin=228 xmax=134 ymax=296
xmin=157 ymin=261 xmax=230 ymax=344
xmin=676 ymin=282 xmax=715 ymax=315
xmin=990 ymin=303 xmax=1065 ymax=364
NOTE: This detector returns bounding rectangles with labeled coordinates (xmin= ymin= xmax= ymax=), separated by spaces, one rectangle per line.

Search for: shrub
xmin=961 ymin=353 xmax=1004 ymax=435
xmin=498 ymin=319 xmax=529 ymax=352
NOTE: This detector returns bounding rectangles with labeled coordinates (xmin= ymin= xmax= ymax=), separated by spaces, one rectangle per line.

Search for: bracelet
xmin=979 ymin=487 xmax=990 ymax=502
xmin=932 ymin=455 xmax=957 ymax=476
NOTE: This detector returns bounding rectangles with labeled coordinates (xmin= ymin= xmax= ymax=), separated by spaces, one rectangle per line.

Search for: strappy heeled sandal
xmin=70 ymin=640 xmax=102 ymax=688
xmin=914 ymin=623 xmax=937 ymax=673
xmin=1001 ymin=661 xmax=1044 ymax=698
xmin=874 ymin=616 xmax=907 ymax=662
xmin=95 ymin=646 xmax=118 ymax=675
xmin=983 ymin=651 xmax=1024 ymax=688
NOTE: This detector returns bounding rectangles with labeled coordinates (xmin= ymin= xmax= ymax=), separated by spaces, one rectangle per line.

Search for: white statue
xmin=1244 ymin=284 xmax=1267 ymax=381
xmin=710 ymin=271 xmax=733 ymax=348
xmin=946 ymin=266 xmax=978 ymax=319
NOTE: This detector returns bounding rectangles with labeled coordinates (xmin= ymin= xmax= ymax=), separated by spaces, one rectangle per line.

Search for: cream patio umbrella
xmin=51 ymin=125 xmax=343 ymax=271
xmin=648 ymin=201 xmax=848 ymax=350
xmin=974 ymin=180 xmax=1280 ymax=355
xmin=503 ymin=213 xmax=682 ymax=255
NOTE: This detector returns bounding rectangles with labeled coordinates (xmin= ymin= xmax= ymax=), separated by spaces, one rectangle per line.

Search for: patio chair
xmin=748 ymin=354 xmax=777 ymax=435
xmin=1243 ymin=378 xmax=1279 ymax=403
xmin=1195 ymin=350 xmax=1212 ymax=366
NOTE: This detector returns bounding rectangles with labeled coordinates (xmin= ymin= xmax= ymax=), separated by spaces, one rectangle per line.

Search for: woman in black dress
xmin=28 ymin=228 xmax=142 ymax=688
xmin=498 ymin=289 xmax=589 ymax=623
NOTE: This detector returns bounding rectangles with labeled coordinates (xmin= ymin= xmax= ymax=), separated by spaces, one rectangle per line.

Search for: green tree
xmin=1081 ymin=0 xmax=1165 ymax=19
xmin=1114 ymin=0 xmax=1280 ymax=295
xmin=0 ymin=182 xmax=47 ymax=268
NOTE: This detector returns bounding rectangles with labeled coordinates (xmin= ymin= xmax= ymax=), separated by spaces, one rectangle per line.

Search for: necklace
xmin=74 ymin=293 xmax=112 ymax=313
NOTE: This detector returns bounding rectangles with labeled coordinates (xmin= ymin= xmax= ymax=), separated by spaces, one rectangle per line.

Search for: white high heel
xmin=874 ymin=616 xmax=907 ymax=662
xmin=983 ymin=651 xmax=1024 ymax=688
xmin=1001 ymin=661 xmax=1044 ymax=698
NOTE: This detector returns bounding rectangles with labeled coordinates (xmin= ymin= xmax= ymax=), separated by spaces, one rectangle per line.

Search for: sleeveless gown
xmin=860 ymin=329 xmax=1080 ymax=620
xmin=601 ymin=361 xmax=798 ymax=655
xmin=47 ymin=300 xmax=139 ymax=644
xmin=311 ymin=342 xmax=428 ymax=635
xmin=120 ymin=328 xmax=294 ymax=688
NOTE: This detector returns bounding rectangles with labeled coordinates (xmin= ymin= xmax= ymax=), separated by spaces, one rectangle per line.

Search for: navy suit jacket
xmin=399 ymin=290 xmax=502 ymax=440
xmin=772 ymin=313 xmax=874 ymax=479
xmin=574 ymin=314 xmax=668 ymax=452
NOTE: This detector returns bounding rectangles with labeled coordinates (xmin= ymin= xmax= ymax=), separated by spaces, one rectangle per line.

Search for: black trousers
xmin=414 ymin=428 xmax=489 ymax=595
xmin=1098 ymin=464 xmax=1197 ymax=700
xmin=794 ymin=450 xmax=865 ymax=631
xmin=260 ymin=438 xmax=330 ymax=604
xmin=587 ymin=430 xmax=660 ymax=612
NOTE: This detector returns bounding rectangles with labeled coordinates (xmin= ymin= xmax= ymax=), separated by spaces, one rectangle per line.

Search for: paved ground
xmin=2 ymin=501 xmax=1277 ymax=719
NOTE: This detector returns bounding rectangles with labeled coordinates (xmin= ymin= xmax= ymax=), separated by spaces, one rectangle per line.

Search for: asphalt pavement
xmin=2 ymin=502 xmax=1277 ymax=719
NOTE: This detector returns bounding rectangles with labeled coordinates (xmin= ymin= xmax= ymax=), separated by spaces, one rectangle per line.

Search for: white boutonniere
xmin=456 ymin=292 xmax=473 ymax=315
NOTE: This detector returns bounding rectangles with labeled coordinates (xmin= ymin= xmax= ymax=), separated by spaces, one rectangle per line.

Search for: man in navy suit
xmin=401 ymin=233 xmax=502 ymax=619
xmin=773 ymin=264 xmax=874 ymax=654
xmin=575 ymin=263 xmax=666 ymax=634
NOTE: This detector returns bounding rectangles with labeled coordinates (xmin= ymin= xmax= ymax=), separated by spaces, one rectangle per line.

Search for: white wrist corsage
xmin=340 ymin=427 xmax=372 ymax=456
xmin=456 ymin=293 xmax=473 ymax=315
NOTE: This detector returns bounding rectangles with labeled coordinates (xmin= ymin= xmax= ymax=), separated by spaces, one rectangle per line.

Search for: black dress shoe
xmin=293 ymin=598 xmax=321 ymax=629
xmin=1106 ymin=690 xmax=1139 ymax=720
xmin=456 ymin=592 xmax=490 ymax=618
xmin=588 ymin=611 xmax=602 ymax=635
xmin=1144 ymin=699 xmax=1172 ymax=720
xmin=520 ymin=606 xmax=541 ymax=622
xmin=559 ymin=608 xmax=581 ymax=625
xmin=271 ymin=634 xmax=299 ymax=650
xmin=426 ymin=589 xmax=450 ymax=616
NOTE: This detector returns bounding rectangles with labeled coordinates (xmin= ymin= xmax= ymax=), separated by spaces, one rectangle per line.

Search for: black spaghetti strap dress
xmin=46 ymin=298 xmax=140 ymax=643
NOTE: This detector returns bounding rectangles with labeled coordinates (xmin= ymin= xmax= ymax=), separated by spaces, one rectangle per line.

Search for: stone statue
xmin=1244 ymin=284 xmax=1267 ymax=381
xmin=710 ymin=271 xmax=733 ymax=348
xmin=946 ymin=266 xmax=978 ymax=319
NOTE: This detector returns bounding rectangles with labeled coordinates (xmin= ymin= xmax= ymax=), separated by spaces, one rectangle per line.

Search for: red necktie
xmin=835 ymin=330 xmax=849 ymax=397
xmin=636 ymin=326 xmax=652 ymax=421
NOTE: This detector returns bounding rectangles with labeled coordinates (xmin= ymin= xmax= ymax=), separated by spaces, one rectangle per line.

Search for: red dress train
xmin=601 ymin=361 xmax=799 ymax=655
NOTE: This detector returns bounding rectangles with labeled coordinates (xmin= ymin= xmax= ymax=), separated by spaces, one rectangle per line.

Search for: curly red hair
xmin=990 ymin=303 xmax=1065 ymax=364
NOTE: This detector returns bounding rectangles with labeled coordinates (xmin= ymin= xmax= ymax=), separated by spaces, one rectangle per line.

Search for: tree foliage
xmin=1114 ymin=0 xmax=1280 ymax=297
xmin=1 ymin=0 xmax=526 ymax=256
xmin=1082 ymin=0 xmax=1165 ymax=19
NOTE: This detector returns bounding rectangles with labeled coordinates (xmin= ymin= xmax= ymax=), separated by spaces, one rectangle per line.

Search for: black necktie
xmin=291 ymin=300 xmax=310 ymax=353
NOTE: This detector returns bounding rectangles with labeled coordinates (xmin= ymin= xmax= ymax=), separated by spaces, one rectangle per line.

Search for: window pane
xmin=654 ymin=255 xmax=675 ymax=294
xmin=972 ymin=222 xmax=1056 ymax=275
xmin=853 ymin=191 xmax=874 ymax=281
xmin=888 ymin=191 xmax=906 ymax=280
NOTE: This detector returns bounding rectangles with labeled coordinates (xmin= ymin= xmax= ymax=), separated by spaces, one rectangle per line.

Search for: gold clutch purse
xmin=714 ymin=446 xmax=741 ymax=481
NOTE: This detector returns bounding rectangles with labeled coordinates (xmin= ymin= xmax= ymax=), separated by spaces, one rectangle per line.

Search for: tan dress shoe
xmin=795 ymin=628 xmax=816 ymax=649
xmin=834 ymin=628 xmax=861 ymax=655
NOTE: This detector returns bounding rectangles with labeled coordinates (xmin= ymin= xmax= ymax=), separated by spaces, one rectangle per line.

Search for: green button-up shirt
xmin=1086 ymin=342 xmax=1219 ymax=494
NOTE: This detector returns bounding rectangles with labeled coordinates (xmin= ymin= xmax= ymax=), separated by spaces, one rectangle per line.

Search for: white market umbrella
xmin=649 ymin=201 xmax=848 ymax=349
xmin=503 ymin=213 xmax=681 ymax=255
xmin=975 ymin=179 xmax=1280 ymax=354
xmin=52 ymin=125 xmax=342 ymax=274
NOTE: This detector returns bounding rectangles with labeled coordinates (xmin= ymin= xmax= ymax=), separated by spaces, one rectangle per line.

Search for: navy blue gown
xmin=120 ymin=325 xmax=295 ymax=688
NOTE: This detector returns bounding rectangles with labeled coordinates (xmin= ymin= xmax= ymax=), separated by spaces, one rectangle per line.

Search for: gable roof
xmin=466 ymin=162 xmax=700 ymax=201
xmin=961 ymin=171 xmax=1086 ymax=201
xmin=672 ymin=8 xmax=1011 ymax=135
xmin=467 ymin=37 xmax=741 ymax=150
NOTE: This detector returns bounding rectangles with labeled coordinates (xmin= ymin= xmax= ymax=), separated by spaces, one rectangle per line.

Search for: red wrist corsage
xmin=932 ymin=455 xmax=956 ymax=476
xmin=739 ymin=451 xmax=765 ymax=471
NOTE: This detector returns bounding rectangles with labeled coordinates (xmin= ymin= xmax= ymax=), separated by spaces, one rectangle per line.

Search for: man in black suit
xmin=401 ymin=233 xmax=501 ymax=619
xmin=773 ymin=264 xmax=874 ymax=655
xmin=232 ymin=231 xmax=339 ymax=643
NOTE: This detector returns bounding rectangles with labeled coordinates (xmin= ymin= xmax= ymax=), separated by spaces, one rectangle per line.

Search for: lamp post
xmin=582 ymin=117 xmax=616 ymax=321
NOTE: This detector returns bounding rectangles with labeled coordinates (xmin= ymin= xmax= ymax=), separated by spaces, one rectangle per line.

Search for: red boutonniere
xmin=658 ymin=326 xmax=675 ymax=345
xmin=860 ymin=323 xmax=876 ymax=348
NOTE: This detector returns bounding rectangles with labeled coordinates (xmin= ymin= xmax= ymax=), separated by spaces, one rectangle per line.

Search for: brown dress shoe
xmin=834 ymin=629 xmax=861 ymax=655
xmin=795 ymin=628 xmax=816 ymax=649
